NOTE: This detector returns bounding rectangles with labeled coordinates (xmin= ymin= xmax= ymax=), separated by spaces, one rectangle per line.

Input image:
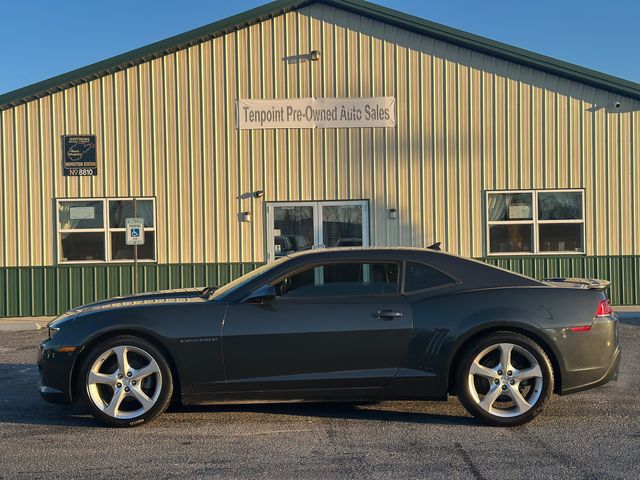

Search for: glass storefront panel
xmin=322 ymin=205 xmax=364 ymax=248
xmin=272 ymin=205 xmax=314 ymax=258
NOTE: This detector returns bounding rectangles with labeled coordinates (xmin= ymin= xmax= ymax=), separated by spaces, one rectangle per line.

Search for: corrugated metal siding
xmin=0 ymin=263 xmax=261 ymax=317
xmin=0 ymin=4 xmax=638 ymax=272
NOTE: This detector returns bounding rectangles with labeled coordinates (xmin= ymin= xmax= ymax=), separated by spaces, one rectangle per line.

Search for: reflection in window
xmin=57 ymin=198 xmax=156 ymax=263
xmin=274 ymin=262 xmax=399 ymax=297
xmin=322 ymin=205 xmax=364 ymax=247
xmin=538 ymin=224 xmax=582 ymax=252
xmin=58 ymin=201 xmax=104 ymax=230
xmin=107 ymin=199 xmax=156 ymax=261
xmin=109 ymin=200 xmax=154 ymax=228
xmin=489 ymin=224 xmax=533 ymax=253
xmin=488 ymin=193 xmax=532 ymax=221
xmin=538 ymin=192 xmax=582 ymax=220
xmin=60 ymin=232 xmax=105 ymax=262
xmin=487 ymin=190 xmax=584 ymax=255
xmin=111 ymin=231 xmax=156 ymax=260
xmin=273 ymin=206 xmax=314 ymax=257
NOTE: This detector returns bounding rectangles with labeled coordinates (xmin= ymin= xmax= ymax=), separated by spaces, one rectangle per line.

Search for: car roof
xmin=286 ymin=246 xmax=443 ymax=258
xmin=284 ymin=246 xmax=543 ymax=289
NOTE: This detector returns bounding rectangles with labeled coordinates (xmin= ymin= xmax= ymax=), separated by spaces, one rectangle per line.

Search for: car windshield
xmin=211 ymin=256 xmax=290 ymax=300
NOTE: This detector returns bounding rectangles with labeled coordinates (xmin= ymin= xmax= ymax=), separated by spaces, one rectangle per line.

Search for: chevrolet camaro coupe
xmin=38 ymin=247 xmax=620 ymax=427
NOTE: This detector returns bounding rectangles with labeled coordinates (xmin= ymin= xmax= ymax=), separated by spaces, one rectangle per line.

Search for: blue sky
xmin=1 ymin=0 xmax=638 ymax=95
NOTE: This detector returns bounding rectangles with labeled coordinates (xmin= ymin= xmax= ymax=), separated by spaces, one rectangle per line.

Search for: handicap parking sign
xmin=125 ymin=218 xmax=145 ymax=245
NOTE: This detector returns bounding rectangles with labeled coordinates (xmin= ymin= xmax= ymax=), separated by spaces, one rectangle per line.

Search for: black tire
xmin=455 ymin=331 xmax=554 ymax=427
xmin=79 ymin=335 xmax=173 ymax=427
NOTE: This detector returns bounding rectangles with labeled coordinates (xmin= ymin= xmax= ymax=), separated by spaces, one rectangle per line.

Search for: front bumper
xmin=37 ymin=337 xmax=77 ymax=405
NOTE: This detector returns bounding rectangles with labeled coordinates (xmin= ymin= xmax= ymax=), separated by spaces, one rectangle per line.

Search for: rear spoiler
xmin=543 ymin=277 xmax=611 ymax=291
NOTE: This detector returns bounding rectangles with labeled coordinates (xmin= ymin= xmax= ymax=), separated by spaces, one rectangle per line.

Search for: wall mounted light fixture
xmin=388 ymin=208 xmax=397 ymax=220
xmin=240 ymin=212 xmax=252 ymax=222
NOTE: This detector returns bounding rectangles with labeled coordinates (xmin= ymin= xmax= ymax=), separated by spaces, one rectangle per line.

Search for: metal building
xmin=1 ymin=0 xmax=639 ymax=316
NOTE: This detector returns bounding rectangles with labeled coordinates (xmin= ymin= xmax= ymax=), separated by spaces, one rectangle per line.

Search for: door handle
xmin=374 ymin=309 xmax=403 ymax=319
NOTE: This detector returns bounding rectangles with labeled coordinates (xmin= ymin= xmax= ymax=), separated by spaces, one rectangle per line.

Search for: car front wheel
xmin=456 ymin=332 xmax=554 ymax=427
xmin=79 ymin=335 xmax=173 ymax=427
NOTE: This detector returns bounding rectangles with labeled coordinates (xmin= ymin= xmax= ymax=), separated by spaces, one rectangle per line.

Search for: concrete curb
xmin=0 ymin=317 xmax=53 ymax=332
xmin=0 ymin=322 xmax=43 ymax=332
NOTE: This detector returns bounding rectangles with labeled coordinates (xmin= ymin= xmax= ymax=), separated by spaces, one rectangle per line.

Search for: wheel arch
xmin=447 ymin=325 xmax=563 ymax=395
xmin=70 ymin=328 xmax=182 ymax=403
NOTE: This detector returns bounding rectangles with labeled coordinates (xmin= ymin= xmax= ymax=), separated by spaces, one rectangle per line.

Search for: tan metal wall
xmin=1 ymin=3 xmax=639 ymax=268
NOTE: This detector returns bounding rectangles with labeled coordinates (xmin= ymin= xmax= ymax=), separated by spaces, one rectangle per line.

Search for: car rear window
xmin=404 ymin=262 xmax=455 ymax=292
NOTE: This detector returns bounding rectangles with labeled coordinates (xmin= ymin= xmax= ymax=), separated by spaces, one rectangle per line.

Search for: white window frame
xmin=106 ymin=197 xmax=157 ymax=263
xmin=486 ymin=189 xmax=585 ymax=256
xmin=266 ymin=200 xmax=370 ymax=262
xmin=56 ymin=197 xmax=157 ymax=264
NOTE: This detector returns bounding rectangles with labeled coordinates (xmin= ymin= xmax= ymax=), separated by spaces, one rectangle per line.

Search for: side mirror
xmin=244 ymin=284 xmax=276 ymax=303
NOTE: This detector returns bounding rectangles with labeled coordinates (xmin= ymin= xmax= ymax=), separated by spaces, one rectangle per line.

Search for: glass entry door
xmin=267 ymin=201 xmax=369 ymax=260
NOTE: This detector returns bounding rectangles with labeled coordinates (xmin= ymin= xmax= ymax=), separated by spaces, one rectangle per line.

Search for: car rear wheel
xmin=455 ymin=332 xmax=554 ymax=427
xmin=79 ymin=335 xmax=173 ymax=427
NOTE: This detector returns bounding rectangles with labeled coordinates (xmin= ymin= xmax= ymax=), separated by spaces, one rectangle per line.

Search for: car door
xmin=221 ymin=260 xmax=413 ymax=397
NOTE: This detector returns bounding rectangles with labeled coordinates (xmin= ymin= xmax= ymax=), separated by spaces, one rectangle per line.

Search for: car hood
xmin=66 ymin=287 xmax=210 ymax=316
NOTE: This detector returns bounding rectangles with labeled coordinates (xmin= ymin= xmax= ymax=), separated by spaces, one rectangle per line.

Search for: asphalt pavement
xmin=0 ymin=322 xmax=639 ymax=480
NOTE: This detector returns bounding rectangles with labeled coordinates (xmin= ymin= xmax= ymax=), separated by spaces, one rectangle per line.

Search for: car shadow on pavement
xmin=0 ymin=363 xmax=101 ymax=428
xmin=0 ymin=362 xmax=477 ymax=428
xmin=172 ymin=402 xmax=479 ymax=427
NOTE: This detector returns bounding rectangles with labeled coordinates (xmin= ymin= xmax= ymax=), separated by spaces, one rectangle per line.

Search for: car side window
xmin=404 ymin=262 xmax=455 ymax=292
xmin=274 ymin=262 xmax=399 ymax=298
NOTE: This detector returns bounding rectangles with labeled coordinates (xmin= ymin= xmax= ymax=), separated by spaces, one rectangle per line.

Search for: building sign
xmin=126 ymin=218 xmax=145 ymax=246
xmin=237 ymin=97 xmax=396 ymax=130
xmin=62 ymin=135 xmax=97 ymax=176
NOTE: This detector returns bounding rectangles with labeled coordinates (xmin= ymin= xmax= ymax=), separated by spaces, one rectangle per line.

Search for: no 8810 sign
xmin=62 ymin=135 xmax=98 ymax=176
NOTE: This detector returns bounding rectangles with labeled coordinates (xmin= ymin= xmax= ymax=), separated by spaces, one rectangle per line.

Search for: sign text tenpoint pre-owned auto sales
xmin=236 ymin=97 xmax=396 ymax=129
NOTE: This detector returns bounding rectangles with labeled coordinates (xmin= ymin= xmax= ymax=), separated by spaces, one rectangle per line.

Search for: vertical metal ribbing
xmin=2 ymin=4 xmax=640 ymax=313
xmin=198 ymin=44 xmax=207 ymax=264
xmin=0 ymin=111 xmax=5 ymax=268
xmin=186 ymin=47 xmax=196 ymax=264
xmin=161 ymin=55 xmax=170 ymax=264
xmin=173 ymin=52 xmax=183 ymax=265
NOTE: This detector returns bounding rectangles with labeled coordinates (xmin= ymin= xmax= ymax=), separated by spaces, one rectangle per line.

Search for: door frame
xmin=266 ymin=200 xmax=370 ymax=261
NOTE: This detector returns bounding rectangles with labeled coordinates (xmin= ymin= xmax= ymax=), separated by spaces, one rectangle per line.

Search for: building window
xmin=486 ymin=190 xmax=584 ymax=255
xmin=57 ymin=198 xmax=156 ymax=263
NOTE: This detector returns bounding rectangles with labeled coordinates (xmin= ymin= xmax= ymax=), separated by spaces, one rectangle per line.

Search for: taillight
xmin=596 ymin=299 xmax=613 ymax=317
xmin=569 ymin=325 xmax=592 ymax=332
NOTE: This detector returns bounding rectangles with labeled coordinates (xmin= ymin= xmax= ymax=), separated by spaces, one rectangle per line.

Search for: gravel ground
xmin=0 ymin=322 xmax=639 ymax=480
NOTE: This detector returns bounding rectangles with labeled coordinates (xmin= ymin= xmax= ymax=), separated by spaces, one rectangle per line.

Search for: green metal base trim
xmin=0 ymin=262 xmax=262 ymax=318
xmin=480 ymin=256 xmax=639 ymax=306
xmin=0 ymin=256 xmax=637 ymax=317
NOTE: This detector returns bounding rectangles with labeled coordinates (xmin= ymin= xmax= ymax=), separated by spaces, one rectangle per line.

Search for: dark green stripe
xmin=0 ymin=262 xmax=262 ymax=317
xmin=0 ymin=257 xmax=637 ymax=317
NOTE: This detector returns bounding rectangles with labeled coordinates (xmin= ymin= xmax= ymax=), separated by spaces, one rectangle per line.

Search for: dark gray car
xmin=38 ymin=247 xmax=620 ymax=427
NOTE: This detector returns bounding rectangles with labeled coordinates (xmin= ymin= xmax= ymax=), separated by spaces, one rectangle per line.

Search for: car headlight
xmin=48 ymin=325 xmax=61 ymax=339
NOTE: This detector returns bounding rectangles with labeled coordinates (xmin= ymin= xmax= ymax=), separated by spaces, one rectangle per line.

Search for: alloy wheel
xmin=467 ymin=342 xmax=543 ymax=418
xmin=86 ymin=345 xmax=163 ymax=420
